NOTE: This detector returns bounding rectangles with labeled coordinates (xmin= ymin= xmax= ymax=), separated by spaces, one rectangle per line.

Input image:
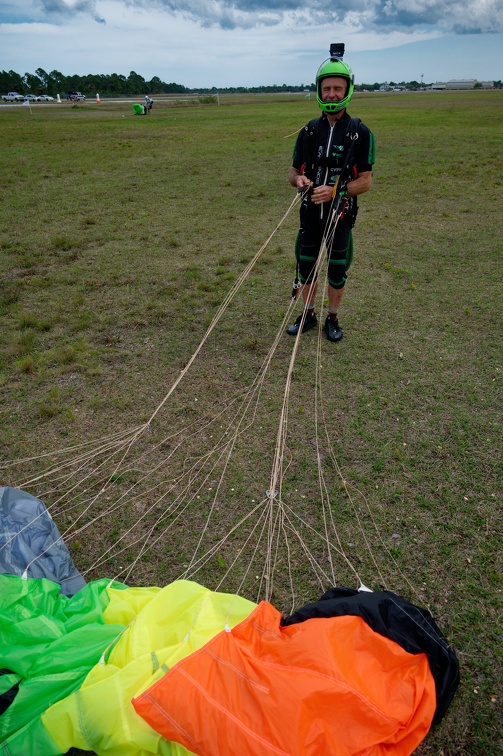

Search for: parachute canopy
xmin=0 ymin=571 xmax=459 ymax=755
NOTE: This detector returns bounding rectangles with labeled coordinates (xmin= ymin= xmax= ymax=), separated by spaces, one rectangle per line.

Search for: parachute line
xmin=1 ymin=191 xmax=427 ymax=612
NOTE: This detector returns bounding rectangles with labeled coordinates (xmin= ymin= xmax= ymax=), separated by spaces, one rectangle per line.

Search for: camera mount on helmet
xmin=316 ymin=43 xmax=354 ymax=114
xmin=330 ymin=43 xmax=345 ymax=60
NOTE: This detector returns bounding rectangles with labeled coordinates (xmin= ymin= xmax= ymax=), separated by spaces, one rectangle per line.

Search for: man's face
xmin=321 ymin=76 xmax=347 ymax=102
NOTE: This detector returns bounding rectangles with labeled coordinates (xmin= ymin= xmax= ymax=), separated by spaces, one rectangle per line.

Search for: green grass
xmin=0 ymin=92 xmax=502 ymax=754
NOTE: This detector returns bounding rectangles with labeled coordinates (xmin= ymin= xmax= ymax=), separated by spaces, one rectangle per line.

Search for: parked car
xmin=23 ymin=94 xmax=38 ymax=102
xmin=36 ymin=95 xmax=54 ymax=101
xmin=2 ymin=92 xmax=24 ymax=102
xmin=69 ymin=92 xmax=85 ymax=101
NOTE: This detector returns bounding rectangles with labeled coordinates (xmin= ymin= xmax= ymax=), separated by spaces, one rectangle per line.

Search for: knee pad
xmin=327 ymin=259 xmax=347 ymax=289
xmin=298 ymin=247 xmax=319 ymax=285
xmin=328 ymin=275 xmax=346 ymax=290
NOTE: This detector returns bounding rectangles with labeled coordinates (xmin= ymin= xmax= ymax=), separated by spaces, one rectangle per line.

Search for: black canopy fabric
xmin=282 ymin=586 xmax=460 ymax=726
xmin=0 ymin=486 xmax=85 ymax=596
xmin=0 ymin=668 xmax=20 ymax=717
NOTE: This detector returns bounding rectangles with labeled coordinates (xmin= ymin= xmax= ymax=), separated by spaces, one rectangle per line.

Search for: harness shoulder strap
xmin=304 ymin=115 xmax=361 ymax=177
xmin=301 ymin=117 xmax=321 ymax=174
xmin=347 ymin=116 xmax=361 ymax=134
xmin=341 ymin=116 xmax=361 ymax=175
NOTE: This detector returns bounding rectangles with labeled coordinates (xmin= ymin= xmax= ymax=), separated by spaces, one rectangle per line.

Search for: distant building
xmin=378 ymin=83 xmax=407 ymax=92
xmin=431 ymin=79 xmax=494 ymax=90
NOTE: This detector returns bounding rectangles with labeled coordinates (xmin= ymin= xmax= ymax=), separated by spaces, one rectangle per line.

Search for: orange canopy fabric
xmin=133 ymin=600 xmax=436 ymax=756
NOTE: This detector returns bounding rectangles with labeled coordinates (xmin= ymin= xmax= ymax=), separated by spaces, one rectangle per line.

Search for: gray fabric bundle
xmin=0 ymin=486 xmax=86 ymax=596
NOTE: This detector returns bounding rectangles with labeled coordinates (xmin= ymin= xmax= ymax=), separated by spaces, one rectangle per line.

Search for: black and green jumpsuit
xmin=292 ymin=111 xmax=375 ymax=289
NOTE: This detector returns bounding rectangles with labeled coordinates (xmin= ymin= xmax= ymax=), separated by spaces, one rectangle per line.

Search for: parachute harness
xmin=292 ymin=119 xmax=360 ymax=297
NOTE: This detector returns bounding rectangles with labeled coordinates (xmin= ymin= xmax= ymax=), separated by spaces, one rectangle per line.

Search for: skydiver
xmin=287 ymin=45 xmax=376 ymax=343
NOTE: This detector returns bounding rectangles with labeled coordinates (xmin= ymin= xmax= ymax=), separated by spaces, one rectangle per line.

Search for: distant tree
xmin=473 ymin=81 xmax=482 ymax=89
xmin=48 ymin=70 xmax=67 ymax=96
xmin=66 ymin=74 xmax=82 ymax=94
xmin=0 ymin=69 xmax=25 ymax=93
xmin=127 ymin=71 xmax=147 ymax=95
xmin=162 ymin=82 xmax=187 ymax=94
xmin=356 ymin=83 xmax=379 ymax=91
xmin=109 ymin=73 xmax=128 ymax=96
xmin=146 ymin=76 xmax=163 ymax=93
xmin=0 ymin=70 xmax=10 ymax=92
xmin=80 ymin=73 xmax=104 ymax=95
xmin=35 ymin=68 xmax=49 ymax=89
xmin=93 ymin=74 xmax=109 ymax=94
xmin=23 ymin=72 xmax=44 ymax=94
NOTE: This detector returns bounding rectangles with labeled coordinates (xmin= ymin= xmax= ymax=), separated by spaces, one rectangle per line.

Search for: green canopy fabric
xmin=0 ymin=575 xmax=125 ymax=750
xmin=0 ymin=575 xmax=255 ymax=755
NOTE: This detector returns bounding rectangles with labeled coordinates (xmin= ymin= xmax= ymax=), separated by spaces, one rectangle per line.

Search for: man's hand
xmin=296 ymin=175 xmax=310 ymax=186
xmin=289 ymin=167 xmax=311 ymax=191
xmin=311 ymin=185 xmax=333 ymax=205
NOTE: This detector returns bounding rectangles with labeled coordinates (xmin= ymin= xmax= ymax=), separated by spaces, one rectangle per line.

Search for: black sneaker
xmin=287 ymin=312 xmax=317 ymax=336
xmin=324 ymin=315 xmax=343 ymax=342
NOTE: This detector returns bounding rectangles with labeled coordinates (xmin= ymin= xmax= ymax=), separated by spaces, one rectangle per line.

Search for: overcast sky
xmin=1 ymin=1 xmax=502 ymax=88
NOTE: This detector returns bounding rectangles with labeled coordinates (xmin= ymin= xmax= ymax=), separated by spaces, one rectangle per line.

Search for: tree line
xmin=0 ymin=69 xmax=186 ymax=97
xmin=0 ymin=67 xmax=430 ymax=97
xmin=2 ymin=68 xmax=499 ymax=98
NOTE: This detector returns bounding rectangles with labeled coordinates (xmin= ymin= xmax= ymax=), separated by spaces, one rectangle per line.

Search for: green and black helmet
xmin=316 ymin=45 xmax=354 ymax=114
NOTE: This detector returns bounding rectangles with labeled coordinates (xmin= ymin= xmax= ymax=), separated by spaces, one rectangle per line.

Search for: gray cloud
xmin=37 ymin=0 xmax=503 ymax=33
xmin=370 ymin=0 xmax=503 ymax=34
xmin=39 ymin=0 xmax=105 ymax=23
xmin=132 ymin=0 xmax=503 ymax=33
xmin=131 ymin=0 xmax=360 ymax=30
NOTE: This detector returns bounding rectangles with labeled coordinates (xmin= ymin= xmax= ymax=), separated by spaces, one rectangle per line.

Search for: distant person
xmin=145 ymin=96 xmax=153 ymax=114
xmin=287 ymin=44 xmax=376 ymax=343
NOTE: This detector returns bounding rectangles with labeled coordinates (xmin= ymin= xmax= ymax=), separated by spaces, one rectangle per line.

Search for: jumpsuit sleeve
xmin=292 ymin=128 xmax=306 ymax=171
xmin=354 ymin=123 xmax=376 ymax=174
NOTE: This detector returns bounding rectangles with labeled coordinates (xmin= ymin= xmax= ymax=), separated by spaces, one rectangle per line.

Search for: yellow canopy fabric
xmin=42 ymin=580 xmax=256 ymax=755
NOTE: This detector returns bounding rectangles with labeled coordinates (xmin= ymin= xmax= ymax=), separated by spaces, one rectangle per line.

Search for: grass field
xmin=0 ymin=90 xmax=501 ymax=754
